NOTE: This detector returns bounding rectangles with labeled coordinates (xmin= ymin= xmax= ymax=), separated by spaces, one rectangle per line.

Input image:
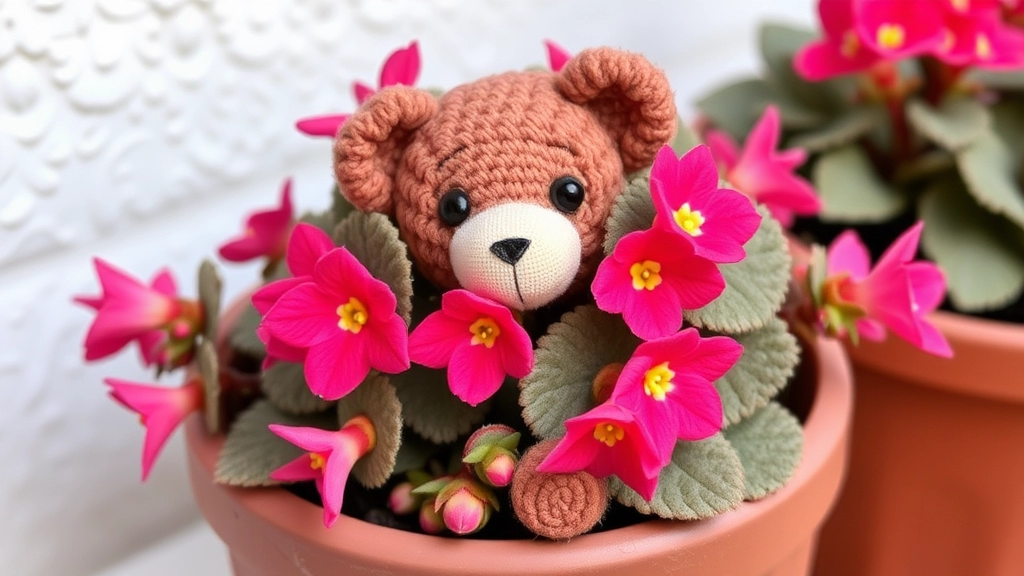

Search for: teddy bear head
xmin=334 ymin=47 xmax=676 ymax=311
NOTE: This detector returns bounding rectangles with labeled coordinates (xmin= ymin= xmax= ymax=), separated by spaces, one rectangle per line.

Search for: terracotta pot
xmin=814 ymin=312 xmax=1024 ymax=576
xmin=186 ymin=299 xmax=853 ymax=576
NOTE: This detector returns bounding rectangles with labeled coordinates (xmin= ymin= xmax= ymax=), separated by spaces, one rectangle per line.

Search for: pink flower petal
xmin=827 ymin=229 xmax=872 ymax=279
xmin=252 ymin=277 xmax=306 ymax=315
xmin=268 ymin=424 xmax=338 ymax=453
xmin=353 ymin=82 xmax=376 ymax=105
xmin=269 ymin=455 xmax=319 ymax=483
xmin=854 ymin=0 xmax=945 ymax=58
xmin=408 ymin=312 xmax=467 ymax=368
xmin=665 ymin=373 xmax=725 ymax=441
xmin=448 ymin=343 xmax=506 ymax=406
xmin=906 ymin=261 xmax=946 ymax=313
xmin=856 ymin=317 xmax=888 ymax=341
xmin=262 ymin=283 xmax=341 ymax=348
xmin=304 ymin=334 xmax=370 ymax=400
xmin=544 ymin=39 xmax=572 ymax=72
xmin=705 ymin=130 xmax=740 ymax=171
xmin=295 ymin=115 xmax=349 ymax=137
xmin=366 ymin=314 xmax=411 ymax=375
xmin=379 ymin=41 xmax=421 ymax=88
xmin=286 ymin=223 xmax=334 ymax=277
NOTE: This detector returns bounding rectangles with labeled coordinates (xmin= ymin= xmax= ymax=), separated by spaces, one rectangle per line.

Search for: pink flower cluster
xmin=796 ymin=0 xmax=1024 ymax=81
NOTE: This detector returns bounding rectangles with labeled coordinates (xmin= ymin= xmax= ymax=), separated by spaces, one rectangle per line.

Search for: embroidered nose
xmin=490 ymin=238 xmax=531 ymax=265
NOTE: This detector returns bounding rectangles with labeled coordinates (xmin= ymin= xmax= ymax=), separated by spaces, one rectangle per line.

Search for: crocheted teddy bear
xmin=334 ymin=47 xmax=677 ymax=311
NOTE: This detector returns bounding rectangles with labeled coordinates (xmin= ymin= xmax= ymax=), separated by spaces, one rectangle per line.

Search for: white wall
xmin=0 ymin=1 xmax=813 ymax=574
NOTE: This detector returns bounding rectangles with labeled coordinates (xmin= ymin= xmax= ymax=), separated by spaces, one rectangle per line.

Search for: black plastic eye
xmin=550 ymin=176 xmax=585 ymax=213
xmin=438 ymin=188 xmax=471 ymax=226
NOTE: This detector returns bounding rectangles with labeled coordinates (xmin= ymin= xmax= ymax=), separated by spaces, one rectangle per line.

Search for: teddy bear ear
xmin=555 ymin=48 xmax=677 ymax=173
xmin=334 ymin=87 xmax=438 ymax=215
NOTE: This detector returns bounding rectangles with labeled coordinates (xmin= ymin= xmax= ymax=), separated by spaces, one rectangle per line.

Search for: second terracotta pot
xmin=814 ymin=312 xmax=1024 ymax=576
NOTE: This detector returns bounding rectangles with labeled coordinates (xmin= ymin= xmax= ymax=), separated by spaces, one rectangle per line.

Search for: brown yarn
xmin=511 ymin=439 xmax=609 ymax=540
xmin=333 ymin=48 xmax=676 ymax=297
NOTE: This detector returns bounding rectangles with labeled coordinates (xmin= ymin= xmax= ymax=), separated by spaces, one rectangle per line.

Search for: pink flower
xmin=218 ymin=179 xmax=294 ymax=263
xmin=295 ymin=41 xmax=420 ymax=138
xmin=591 ymin=227 xmax=725 ymax=341
xmin=853 ymin=0 xmax=946 ymax=60
xmin=260 ymin=247 xmax=409 ymax=400
xmin=537 ymin=401 xmax=664 ymax=501
xmin=77 ymin=259 xmax=196 ymax=364
xmin=269 ymin=416 xmax=376 ymax=528
xmin=75 ymin=268 xmax=177 ymax=367
xmin=650 ymin=145 xmax=761 ymax=264
xmin=105 ymin=378 xmax=204 ymax=481
xmin=823 ymin=222 xmax=952 ymax=357
xmin=544 ymin=40 xmax=572 ymax=71
xmin=408 ymin=290 xmax=533 ymax=406
xmin=609 ymin=329 xmax=738 ymax=462
xmin=929 ymin=1 xmax=1024 ymax=69
xmin=706 ymin=106 xmax=821 ymax=228
xmin=795 ymin=0 xmax=889 ymax=81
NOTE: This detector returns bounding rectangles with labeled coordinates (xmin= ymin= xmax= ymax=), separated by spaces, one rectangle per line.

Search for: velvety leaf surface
xmin=814 ymin=144 xmax=908 ymax=222
xmin=759 ymin=22 xmax=848 ymax=117
xmin=723 ymin=401 xmax=803 ymax=500
xmin=196 ymin=341 xmax=221 ymax=433
xmin=955 ymin=101 xmax=1024 ymax=230
xmin=229 ymin=300 xmax=267 ymax=359
xmin=610 ymin=433 xmax=745 ymax=520
xmin=215 ymin=400 xmax=337 ymax=487
xmin=521 ymin=306 xmax=640 ymax=440
xmin=790 ymin=106 xmax=883 ymax=152
xmin=716 ymin=318 xmax=800 ymax=426
xmin=684 ymin=206 xmax=791 ymax=333
xmin=262 ymin=361 xmax=334 ymax=415
xmin=392 ymin=364 xmax=490 ymax=444
xmin=331 ymin=184 xmax=357 ymax=224
xmin=670 ymin=116 xmax=701 ymax=156
xmin=197 ymin=259 xmax=222 ymax=344
xmin=333 ymin=212 xmax=414 ymax=324
xmin=919 ymin=180 xmax=1024 ymax=311
xmin=603 ymin=172 xmax=655 ymax=254
xmin=696 ymin=78 xmax=776 ymax=141
xmin=337 ymin=373 xmax=404 ymax=488
xmin=906 ymin=98 xmax=989 ymax=151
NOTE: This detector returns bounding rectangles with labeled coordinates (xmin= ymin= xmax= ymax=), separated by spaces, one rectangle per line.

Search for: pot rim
xmin=186 ymin=330 xmax=852 ymax=575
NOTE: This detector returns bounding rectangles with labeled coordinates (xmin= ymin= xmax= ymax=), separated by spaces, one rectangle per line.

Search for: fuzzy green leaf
xmin=919 ymin=180 xmax=1024 ymax=311
xmin=684 ymin=206 xmax=791 ymax=333
xmin=814 ymin=144 xmax=908 ymax=222
xmin=197 ymin=259 xmax=222 ymax=344
xmin=334 ymin=212 xmax=414 ymax=324
xmin=228 ymin=301 xmax=266 ymax=359
xmin=393 ymin=432 xmax=435 ymax=475
xmin=670 ymin=116 xmax=701 ymax=156
xmin=907 ymin=98 xmax=989 ymax=151
xmin=610 ymin=434 xmax=745 ymax=520
xmin=696 ymin=79 xmax=776 ymax=141
xmin=603 ymin=172 xmax=655 ymax=254
xmin=298 ymin=210 xmax=335 ymax=235
xmin=789 ymin=106 xmax=883 ymax=152
xmin=716 ymin=318 xmax=800 ymax=426
xmin=337 ymin=374 xmax=404 ymax=488
xmin=196 ymin=341 xmax=222 ymax=433
xmin=968 ymin=69 xmax=1024 ymax=90
xmin=392 ymin=365 xmax=490 ymax=444
xmin=521 ymin=306 xmax=641 ymax=440
xmin=760 ymin=23 xmax=847 ymax=116
xmin=957 ymin=131 xmax=1024 ymax=230
xmin=262 ymin=361 xmax=334 ymax=415
xmin=463 ymin=444 xmax=493 ymax=464
xmin=331 ymin=184 xmax=357 ymax=224
xmin=723 ymin=401 xmax=803 ymax=500
xmin=215 ymin=400 xmax=337 ymax=487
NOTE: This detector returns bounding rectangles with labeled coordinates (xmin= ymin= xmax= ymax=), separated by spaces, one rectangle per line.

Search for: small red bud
xmin=441 ymin=488 xmax=486 ymax=535
xmin=483 ymin=453 xmax=516 ymax=487
xmin=388 ymin=482 xmax=419 ymax=515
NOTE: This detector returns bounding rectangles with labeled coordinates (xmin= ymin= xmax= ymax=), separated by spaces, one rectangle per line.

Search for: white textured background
xmin=0 ymin=1 xmax=812 ymax=574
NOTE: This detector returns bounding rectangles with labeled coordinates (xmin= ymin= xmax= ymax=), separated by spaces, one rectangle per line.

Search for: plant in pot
xmin=697 ymin=1 xmax=1024 ymax=574
xmin=72 ymin=41 xmax=910 ymax=576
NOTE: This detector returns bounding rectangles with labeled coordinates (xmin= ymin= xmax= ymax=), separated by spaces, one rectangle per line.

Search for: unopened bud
xmin=482 ymin=452 xmax=516 ymax=487
xmin=440 ymin=488 xmax=488 ymax=535
xmin=388 ymin=482 xmax=419 ymax=515
xmin=419 ymin=500 xmax=446 ymax=534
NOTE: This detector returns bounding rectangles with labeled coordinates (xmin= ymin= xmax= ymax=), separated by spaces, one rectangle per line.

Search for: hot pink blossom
xmin=706 ymin=106 xmax=821 ymax=228
xmin=77 ymin=259 xmax=198 ymax=364
xmin=928 ymin=1 xmax=1024 ymax=69
xmin=591 ymin=227 xmax=724 ymax=341
xmin=822 ymin=222 xmax=952 ymax=357
xmin=610 ymin=329 xmax=738 ymax=462
xmin=269 ymin=417 xmax=376 ymax=528
xmin=544 ymin=40 xmax=571 ymax=71
xmin=408 ymin=290 xmax=533 ymax=406
xmin=218 ymin=179 xmax=294 ymax=263
xmin=795 ymin=0 xmax=887 ymax=80
xmin=105 ymin=378 xmax=204 ymax=481
xmin=260 ymin=247 xmax=409 ymax=400
xmin=853 ymin=0 xmax=946 ymax=59
xmin=295 ymin=41 xmax=420 ymax=138
xmin=650 ymin=145 xmax=761 ymax=264
xmin=537 ymin=401 xmax=664 ymax=501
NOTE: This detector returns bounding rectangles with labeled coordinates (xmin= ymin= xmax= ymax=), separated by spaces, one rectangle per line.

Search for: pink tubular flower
xmin=408 ymin=290 xmax=533 ymax=406
xmin=218 ymin=179 xmax=294 ymax=263
xmin=609 ymin=329 xmax=738 ymax=462
xmin=650 ymin=145 xmax=761 ymax=264
xmin=591 ymin=227 xmax=725 ymax=341
xmin=537 ymin=401 xmax=664 ymax=501
xmin=295 ymin=41 xmax=420 ymax=137
xmin=822 ymin=222 xmax=952 ymax=357
xmin=105 ymin=378 xmax=204 ymax=481
xmin=77 ymin=259 xmax=196 ymax=364
xmin=705 ymin=106 xmax=821 ymax=228
xmin=260 ymin=247 xmax=409 ymax=400
xmin=544 ymin=40 xmax=571 ymax=71
xmin=795 ymin=0 xmax=887 ymax=80
xmin=269 ymin=416 xmax=376 ymax=528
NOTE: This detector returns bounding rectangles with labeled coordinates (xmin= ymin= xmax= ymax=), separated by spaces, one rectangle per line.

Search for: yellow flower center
xmin=673 ymin=203 xmax=705 ymax=237
xmin=951 ymin=0 xmax=969 ymax=12
xmin=629 ymin=260 xmax=663 ymax=291
xmin=309 ymin=452 xmax=327 ymax=472
xmin=337 ymin=297 xmax=368 ymax=334
xmin=469 ymin=317 xmax=501 ymax=348
xmin=643 ymin=362 xmax=676 ymax=402
xmin=976 ymin=33 xmax=992 ymax=60
xmin=593 ymin=423 xmax=625 ymax=447
xmin=876 ymin=23 xmax=906 ymax=51
xmin=841 ymin=29 xmax=860 ymax=58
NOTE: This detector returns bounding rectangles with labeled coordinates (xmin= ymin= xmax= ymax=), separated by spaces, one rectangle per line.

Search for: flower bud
xmin=388 ymin=481 xmax=419 ymax=515
xmin=440 ymin=488 xmax=489 ymax=535
xmin=463 ymin=424 xmax=521 ymax=487
xmin=419 ymin=499 xmax=446 ymax=534
xmin=482 ymin=452 xmax=516 ymax=487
